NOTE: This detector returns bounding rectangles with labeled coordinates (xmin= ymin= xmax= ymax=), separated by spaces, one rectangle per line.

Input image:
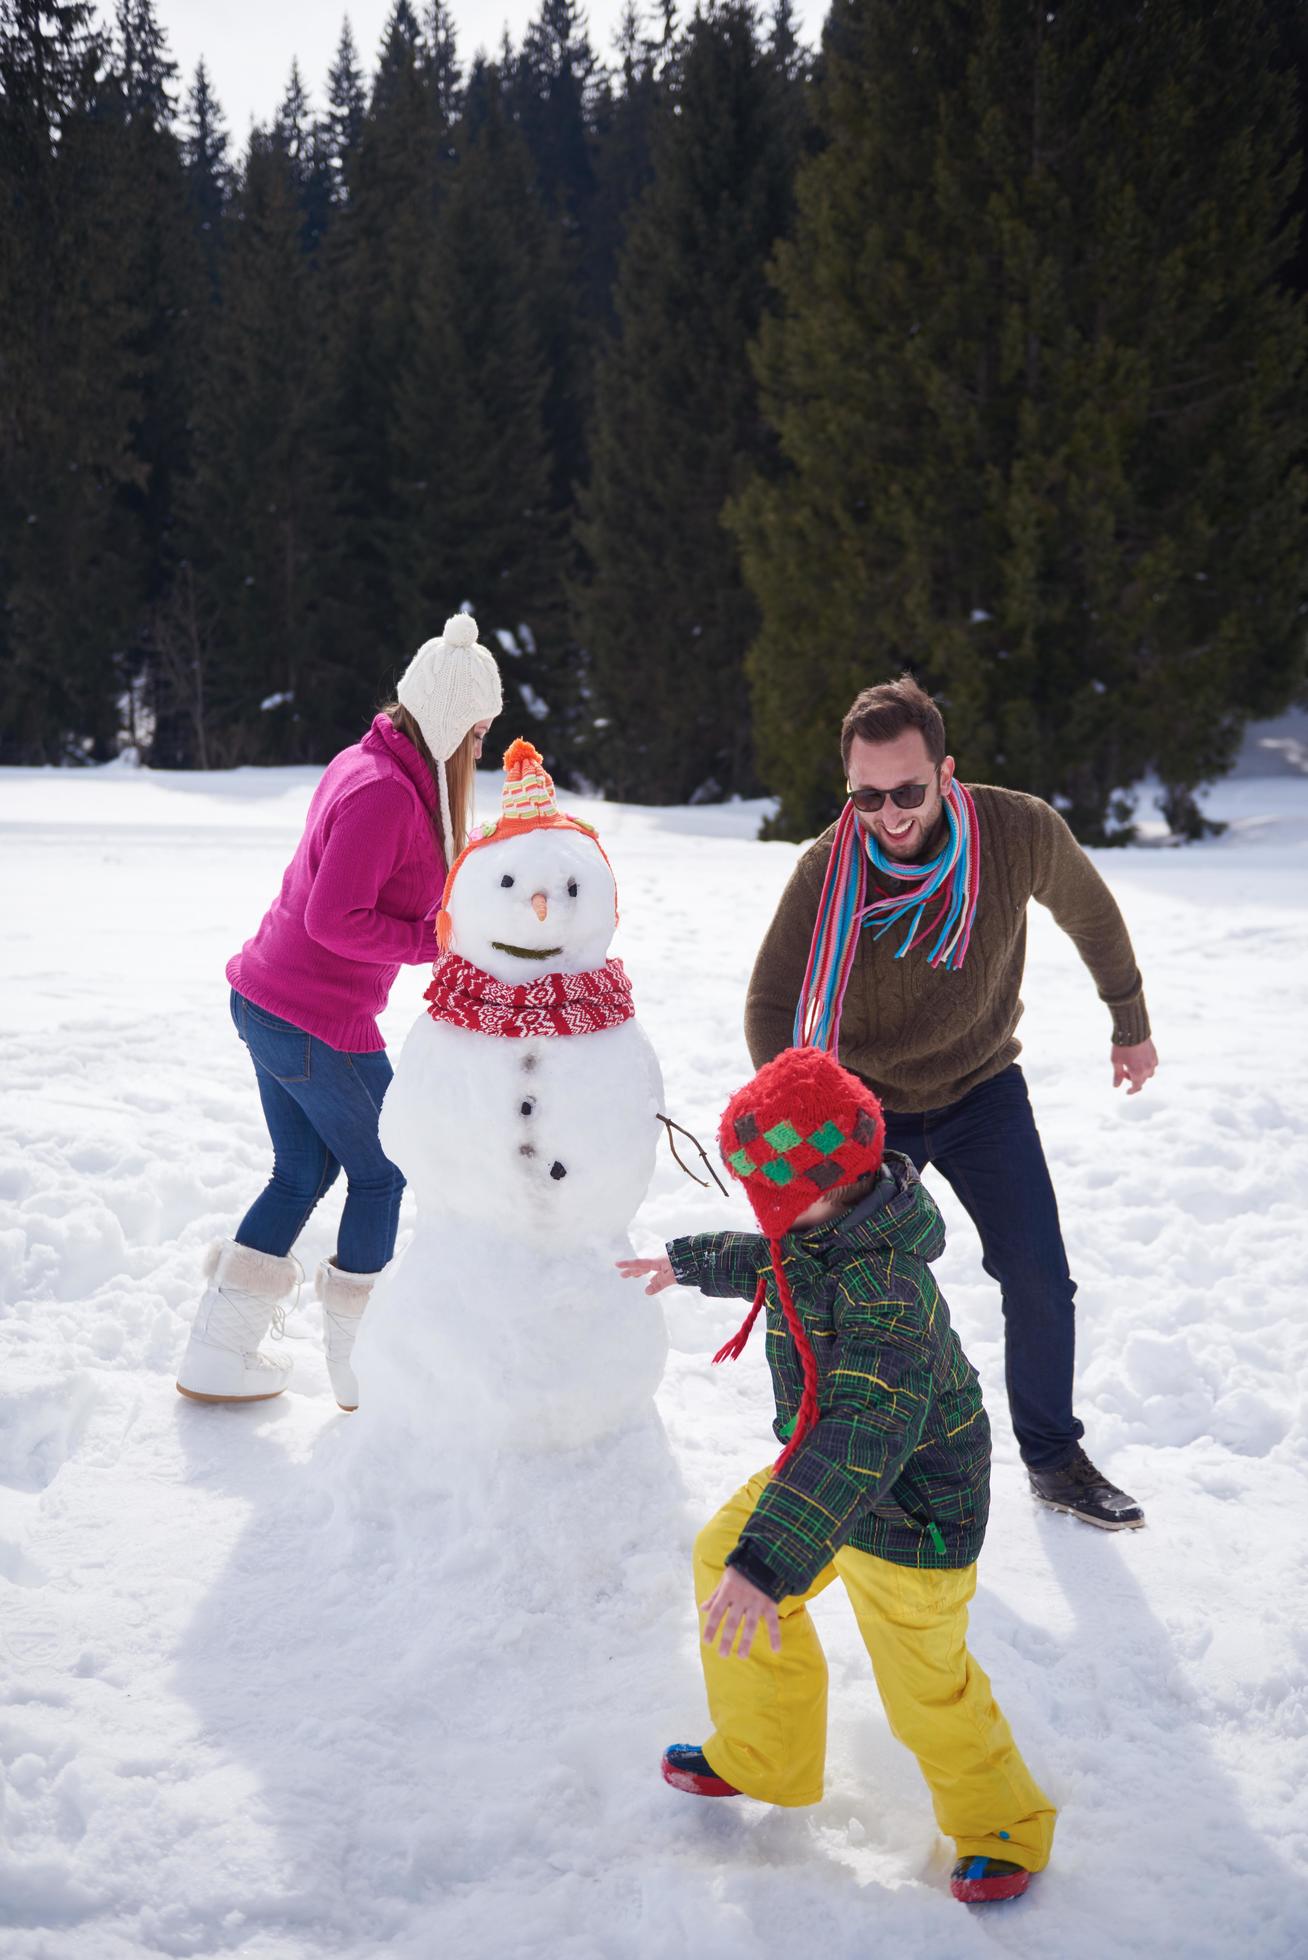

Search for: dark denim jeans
xmin=882 ymin=1063 xmax=1084 ymax=1471
xmin=230 ymin=989 xmax=405 ymax=1275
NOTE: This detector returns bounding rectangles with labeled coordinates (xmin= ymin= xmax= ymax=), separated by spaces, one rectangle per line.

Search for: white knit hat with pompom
xmin=396 ymin=613 xmax=504 ymax=865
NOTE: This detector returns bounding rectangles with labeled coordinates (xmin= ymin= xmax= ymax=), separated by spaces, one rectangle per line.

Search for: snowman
xmin=348 ymin=740 xmax=670 ymax=1456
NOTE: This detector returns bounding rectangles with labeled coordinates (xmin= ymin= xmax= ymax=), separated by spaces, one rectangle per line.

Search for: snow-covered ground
xmin=1 ymin=746 xmax=1305 ymax=1959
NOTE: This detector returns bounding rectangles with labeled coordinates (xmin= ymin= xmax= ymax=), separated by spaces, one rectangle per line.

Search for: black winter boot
xmin=1028 ymin=1446 xmax=1144 ymax=1529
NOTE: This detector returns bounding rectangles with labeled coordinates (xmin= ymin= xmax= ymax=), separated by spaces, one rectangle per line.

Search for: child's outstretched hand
xmin=700 ymin=1571 xmax=782 ymax=1660
xmin=616 ymin=1255 xmax=676 ymax=1295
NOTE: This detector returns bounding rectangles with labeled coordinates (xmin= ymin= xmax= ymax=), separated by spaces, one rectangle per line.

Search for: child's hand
xmin=700 ymin=1571 xmax=781 ymax=1659
xmin=616 ymin=1255 xmax=676 ymax=1295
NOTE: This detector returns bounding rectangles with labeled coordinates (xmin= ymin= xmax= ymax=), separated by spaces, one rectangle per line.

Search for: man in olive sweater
xmin=746 ymin=675 xmax=1157 ymax=1528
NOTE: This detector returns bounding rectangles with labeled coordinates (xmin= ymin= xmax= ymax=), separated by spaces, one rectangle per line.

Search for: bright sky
xmin=153 ymin=0 xmax=827 ymax=140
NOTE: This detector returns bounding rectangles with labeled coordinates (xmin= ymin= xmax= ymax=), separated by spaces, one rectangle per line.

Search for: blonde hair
xmin=381 ymin=702 xmax=479 ymax=864
xmin=442 ymin=723 xmax=478 ymax=860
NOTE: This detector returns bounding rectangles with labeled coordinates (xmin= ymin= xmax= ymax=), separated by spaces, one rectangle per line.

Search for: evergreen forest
xmin=3 ymin=0 xmax=1307 ymax=840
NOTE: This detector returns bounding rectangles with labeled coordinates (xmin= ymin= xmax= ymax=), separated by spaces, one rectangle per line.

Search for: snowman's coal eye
xmin=567 ymin=878 xmax=578 ymax=898
xmin=501 ymin=874 xmax=515 ymax=888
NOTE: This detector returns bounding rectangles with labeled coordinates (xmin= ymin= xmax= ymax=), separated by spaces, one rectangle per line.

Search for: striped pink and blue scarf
xmin=793 ymin=782 xmax=981 ymax=1054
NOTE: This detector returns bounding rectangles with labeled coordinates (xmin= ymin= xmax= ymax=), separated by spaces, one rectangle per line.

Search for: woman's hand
xmin=700 ymin=1571 xmax=782 ymax=1659
xmin=615 ymin=1255 xmax=676 ymax=1295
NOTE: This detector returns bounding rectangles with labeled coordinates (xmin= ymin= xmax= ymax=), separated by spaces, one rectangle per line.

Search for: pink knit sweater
xmin=227 ymin=715 xmax=446 ymax=1052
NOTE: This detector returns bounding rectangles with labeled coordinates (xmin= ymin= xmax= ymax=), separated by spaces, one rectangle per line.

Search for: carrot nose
xmin=531 ymin=892 xmax=549 ymax=921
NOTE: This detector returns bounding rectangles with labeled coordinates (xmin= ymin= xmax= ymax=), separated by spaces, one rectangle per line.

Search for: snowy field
xmin=1 ymin=742 xmax=1306 ymax=1959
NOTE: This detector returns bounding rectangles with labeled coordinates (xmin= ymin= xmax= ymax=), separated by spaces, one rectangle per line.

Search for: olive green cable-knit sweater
xmin=745 ymin=785 xmax=1151 ymax=1114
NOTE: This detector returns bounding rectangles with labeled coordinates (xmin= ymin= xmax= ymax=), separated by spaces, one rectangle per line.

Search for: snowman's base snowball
xmin=333 ymin=1256 xmax=685 ymax=1603
xmin=349 ymin=1220 xmax=670 ymax=1458
xmin=321 ymin=1397 xmax=690 ymax=1809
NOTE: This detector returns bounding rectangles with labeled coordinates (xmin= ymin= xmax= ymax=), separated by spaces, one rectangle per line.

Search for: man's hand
xmin=615 ymin=1255 xmax=676 ymax=1295
xmin=700 ymin=1570 xmax=782 ymax=1659
xmin=1112 ymin=1038 xmax=1158 ymax=1096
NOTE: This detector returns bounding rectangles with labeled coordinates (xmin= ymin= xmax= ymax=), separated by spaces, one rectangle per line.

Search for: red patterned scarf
xmin=424 ymin=950 xmax=635 ymax=1039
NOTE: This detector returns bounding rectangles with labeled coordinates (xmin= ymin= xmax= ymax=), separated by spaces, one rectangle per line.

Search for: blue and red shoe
xmin=950 ymin=1856 xmax=1031 ymax=1904
xmin=660 ymin=1745 xmax=740 ymax=1797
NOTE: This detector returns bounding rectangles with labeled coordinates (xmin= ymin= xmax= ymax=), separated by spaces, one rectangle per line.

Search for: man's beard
xmin=872 ymin=800 xmax=939 ymax=859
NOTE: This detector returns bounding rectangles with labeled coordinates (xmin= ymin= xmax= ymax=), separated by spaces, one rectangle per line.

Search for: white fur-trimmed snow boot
xmin=175 ymin=1239 xmax=299 ymax=1404
xmin=315 ymin=1259 xmax=381 ymax=1412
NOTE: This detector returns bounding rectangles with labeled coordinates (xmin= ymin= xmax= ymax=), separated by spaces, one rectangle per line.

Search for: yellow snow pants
xmin=694 ymin=1469 xmax=1057 ymax=1870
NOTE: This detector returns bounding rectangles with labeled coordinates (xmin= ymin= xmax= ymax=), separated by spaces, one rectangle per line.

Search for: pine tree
xmin=588 ymin=0 xmax=662 ymax=329
xmin=422 ymin=0 xmax=461 ymax=126
xmin=387 ymin=62 xmax=566 ymax=740
xmin=0 ymin=0 xmax=146 ymax=761
xmin=116 ymin=0 xmax=175 ymax=117
xmin=276 ymin=57 xmax=311 ymax=157
xmin=181 ymin=57 xmax=230 ymax=294
xmin=313 ymin=0 xmax=453 ymax=739
xmin=169 ymin=60 xmax=231 ymax=763
xmin=181 ymin=128 xmax=334 ymax=761
xmin=275 ymin=59 xmax=333 ymax=250
xmin=574 ymin=0 xmax=804 ymax=802
xmin=371 ymin=0 xmax=425 ymax=121
xmin=1263 ymin=0 xmax=1308 ymax=307
xmin=509 ymin=0 xmax=601 ymax=513
xmin=324 ymin=21 xmax=367 ymax=203
xmin=108 ymin=0 xmax=209 ymax=762
xmin=512 ymin=0 xmax=596 ymax=227
xmin=732 ymin=0 xmax=1308 ymax=841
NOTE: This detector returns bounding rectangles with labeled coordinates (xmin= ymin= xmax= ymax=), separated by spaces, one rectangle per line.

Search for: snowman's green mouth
xmin=492 ymin=941 xmax=564 ymax=961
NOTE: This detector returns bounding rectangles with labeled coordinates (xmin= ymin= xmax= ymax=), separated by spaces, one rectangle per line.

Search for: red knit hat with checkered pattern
xmin=719 ymin=1047 xmax=886 ymax=1236
xmin=713 ymin=1048 xmax=886 ymax=1468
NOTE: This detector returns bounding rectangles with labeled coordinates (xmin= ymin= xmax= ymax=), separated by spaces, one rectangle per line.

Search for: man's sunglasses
xmin=847 ymin=780 xmax=933 ymax=814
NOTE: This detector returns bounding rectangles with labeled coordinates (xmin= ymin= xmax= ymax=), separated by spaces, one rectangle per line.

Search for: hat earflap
xmin=770 ymin=1242 xmax=821 ymax=1469
xmin=712 ymin=1239 xmax=821 ymax=1471
xmin=436 ymin=756 xmax=456 ymax=870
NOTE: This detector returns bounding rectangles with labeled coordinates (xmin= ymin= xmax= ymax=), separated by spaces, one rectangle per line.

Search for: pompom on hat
xmin=396 ymin=613 xmax=504 ymax=864
xmin=712 ymin=1048 xmax=886 ymax=1470
xmin=435 ymin=738 xmax=617 ymax=952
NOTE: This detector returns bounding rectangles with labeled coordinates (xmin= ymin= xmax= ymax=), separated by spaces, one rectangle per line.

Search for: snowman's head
xmin=436 ymin=738 xmax=620 ymax=983
xmin=445 ymin=827 xmax=618 ymax=983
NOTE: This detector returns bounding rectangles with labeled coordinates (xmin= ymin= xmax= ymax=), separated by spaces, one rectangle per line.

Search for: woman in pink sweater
xmin=176 ymin=615 xmax=503 ymax=1413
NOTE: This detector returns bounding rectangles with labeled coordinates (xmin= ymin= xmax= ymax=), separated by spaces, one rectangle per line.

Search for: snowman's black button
xmin=520 ymin=1101 xmax=533 ymax=1116
xmin=549 ymin=1161 xmax=567 ymax=1180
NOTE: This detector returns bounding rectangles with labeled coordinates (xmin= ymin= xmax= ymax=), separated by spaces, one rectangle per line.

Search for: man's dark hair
xmin=840 ymin=674 xmax=947 ymax=770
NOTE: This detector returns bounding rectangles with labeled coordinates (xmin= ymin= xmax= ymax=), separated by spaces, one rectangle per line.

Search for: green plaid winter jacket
xmin=667 ymin=1154 xmax=990 ymax=1599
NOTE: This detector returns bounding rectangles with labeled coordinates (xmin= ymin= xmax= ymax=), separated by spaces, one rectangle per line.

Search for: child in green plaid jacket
xmin=619 ymin=1046 xmax=1056 ymax=1906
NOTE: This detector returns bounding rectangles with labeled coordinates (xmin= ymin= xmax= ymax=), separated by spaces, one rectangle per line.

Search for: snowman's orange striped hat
xmin=435 ymin=738 xmax=618 ymax=951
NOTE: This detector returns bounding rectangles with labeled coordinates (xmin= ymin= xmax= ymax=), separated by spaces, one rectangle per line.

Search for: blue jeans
xmin=881 ymin=1064 xmax=1084 ymax=1471
xmin=229 ymin=989 xmax=405 ymax=1274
